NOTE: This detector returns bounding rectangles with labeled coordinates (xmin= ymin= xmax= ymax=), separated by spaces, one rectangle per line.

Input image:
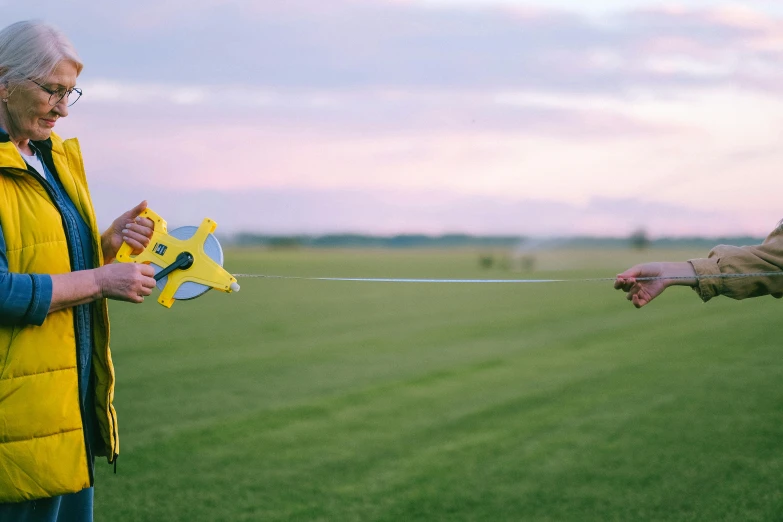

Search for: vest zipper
xmin=9 ymin=160 xmax=120 ymax=471
xmin=16 ymin=165 xmax=98 ymax=483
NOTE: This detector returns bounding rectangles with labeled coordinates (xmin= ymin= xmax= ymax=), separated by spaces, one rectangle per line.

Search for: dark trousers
xmin=0 ymin=487 xmax=93 ymax=522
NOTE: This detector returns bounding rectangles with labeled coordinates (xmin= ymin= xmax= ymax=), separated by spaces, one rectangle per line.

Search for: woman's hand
xmin=50 ymin=262 xmax=157 ymax=312
xmin=94 ymin=263 xmax=157 ymax=304
xmin=614 ymin=262 xmax=697 ymax=308
xmin=101 ymin=200 xmax=155 ymax=264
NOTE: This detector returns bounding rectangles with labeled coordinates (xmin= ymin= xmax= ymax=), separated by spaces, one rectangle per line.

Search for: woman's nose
xmin=52 ymin=101 xmax=68 ymax=118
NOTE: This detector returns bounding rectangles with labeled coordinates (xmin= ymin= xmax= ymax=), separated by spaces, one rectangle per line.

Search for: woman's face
xmin=1 ymin=60 xmax=77 ymax=142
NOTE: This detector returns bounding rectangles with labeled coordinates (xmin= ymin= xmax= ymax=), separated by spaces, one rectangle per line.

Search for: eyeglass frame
xmin=26 ymin=78 xmax=82 ymax=107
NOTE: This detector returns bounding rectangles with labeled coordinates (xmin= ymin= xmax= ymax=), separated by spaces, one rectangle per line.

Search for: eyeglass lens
xmin=49 ymin=88 xmax=82 ymax=107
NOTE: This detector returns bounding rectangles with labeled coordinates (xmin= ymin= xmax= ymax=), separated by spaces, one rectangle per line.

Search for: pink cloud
xmin=11 ymin=0 xmax=782 ymax=236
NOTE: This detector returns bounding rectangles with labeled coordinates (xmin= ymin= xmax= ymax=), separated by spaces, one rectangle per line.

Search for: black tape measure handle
xmin=154 ymin=252 xmax=194 ymax=282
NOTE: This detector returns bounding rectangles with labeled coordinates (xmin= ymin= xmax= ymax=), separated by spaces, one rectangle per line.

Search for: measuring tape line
xmin=231 ymin=272 xmax=783 ymax=284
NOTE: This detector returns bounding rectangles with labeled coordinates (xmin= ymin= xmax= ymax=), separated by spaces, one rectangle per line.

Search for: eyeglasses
xmin=27 ymin=78 xmax=82 ymax=107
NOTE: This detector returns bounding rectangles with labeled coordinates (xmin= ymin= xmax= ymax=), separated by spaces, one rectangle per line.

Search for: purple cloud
xmin=6 ymin=2 xmax=782 ymax=93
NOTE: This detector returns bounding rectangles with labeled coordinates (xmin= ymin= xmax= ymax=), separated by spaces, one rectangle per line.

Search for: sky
xmin=6 ymin=0 xmax=783 ymax=237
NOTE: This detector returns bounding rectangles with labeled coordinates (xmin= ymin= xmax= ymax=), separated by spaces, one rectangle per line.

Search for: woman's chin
xmin=32 ymin=127 xmax=54 ymax=141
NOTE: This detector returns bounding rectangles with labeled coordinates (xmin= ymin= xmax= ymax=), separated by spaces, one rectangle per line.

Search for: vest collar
xmin=0 ymin=128 xmax=65 ymax=175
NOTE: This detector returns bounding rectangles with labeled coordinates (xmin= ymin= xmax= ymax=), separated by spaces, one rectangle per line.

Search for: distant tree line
xmin=221 ymin=232 xmax=765 ymax=250
xmin=227 ymin=233 xmax=523 ymax=249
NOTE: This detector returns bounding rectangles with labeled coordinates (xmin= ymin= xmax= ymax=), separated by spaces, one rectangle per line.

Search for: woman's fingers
xmin=138 ymin=266 xmax=157 ymax=290
xmin=122 ymin=236 xmax=147 ymax=254
xmin=121 ymin=223 xmax=154 ymax=253
xmin=122 ymin=229 xmax=150 ymax=244
xmin=124 ymin=222 xmax=154 ymax=239
xmin=134 ymin=216 xmax=155 ymax=230
xmin=130 ymin=268 xmax=156 ymax=303
xmin=96 ymin=263 xmax=158 ymax=303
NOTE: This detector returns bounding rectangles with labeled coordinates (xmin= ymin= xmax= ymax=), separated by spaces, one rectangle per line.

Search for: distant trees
xmin=629 ymin=228 xmax=650 ymax=251
xmin=226 ymin=231 xmax=765 ymax=251
xmin=230 ymin=233 xmax=522 ymax=249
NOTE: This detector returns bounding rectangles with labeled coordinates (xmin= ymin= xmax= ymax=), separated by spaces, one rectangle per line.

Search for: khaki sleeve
xmin=688 ymin=224 xmax=783 ymax=302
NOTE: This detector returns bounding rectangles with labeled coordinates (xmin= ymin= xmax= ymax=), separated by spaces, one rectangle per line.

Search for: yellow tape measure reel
xmin=116 ymin=208 xmax=240 ymax=308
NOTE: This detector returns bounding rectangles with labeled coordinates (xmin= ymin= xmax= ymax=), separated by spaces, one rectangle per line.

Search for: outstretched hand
xmin=614 ymin=262 xmax=697 ymax=309
xmin=614 ymin=263 xmax=670 ymax=308
xmin=102 ymin=200 xmax=155 ymax=264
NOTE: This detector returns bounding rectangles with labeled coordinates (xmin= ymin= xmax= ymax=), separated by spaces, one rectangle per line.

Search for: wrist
xmin=101 ymin=230 xmax=115 ymax=264
xmin=91 ymin=266 xmax=107 ymax=299
xmin=662 ymin=262 xmax=697 ymax=287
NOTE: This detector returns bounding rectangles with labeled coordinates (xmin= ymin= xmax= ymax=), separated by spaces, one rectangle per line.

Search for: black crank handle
xmin=154 ymin=252 xmax=194 ymax=282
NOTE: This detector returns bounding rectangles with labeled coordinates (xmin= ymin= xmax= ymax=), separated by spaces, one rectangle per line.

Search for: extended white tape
xmin=231 ymin=272 xmax=783 ymax=284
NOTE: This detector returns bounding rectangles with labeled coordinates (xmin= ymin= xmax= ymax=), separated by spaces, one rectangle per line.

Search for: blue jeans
xmin=0 ymin=487 xmax=93 ymax=522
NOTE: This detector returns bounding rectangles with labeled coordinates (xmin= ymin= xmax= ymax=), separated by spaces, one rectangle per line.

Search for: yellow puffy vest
xmin=0 ymin=132 xmax=118 ymax=503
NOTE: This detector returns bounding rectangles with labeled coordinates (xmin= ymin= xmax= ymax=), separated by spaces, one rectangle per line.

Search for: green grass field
xmin=94 ymin=248 xmax=783 ymax=521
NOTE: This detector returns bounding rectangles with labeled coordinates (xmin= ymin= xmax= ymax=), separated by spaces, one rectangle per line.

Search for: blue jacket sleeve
xmin=0 ymin=222 xmax=53 ymax=326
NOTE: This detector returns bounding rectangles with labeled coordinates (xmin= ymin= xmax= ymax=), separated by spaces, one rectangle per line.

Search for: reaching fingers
xmin=616 ymin=266 xmax=642 ymax=279
xmin=629 ymin=285 xmax=651 ymax=308
xmin=626 ymin=281 xmax=637 ymax=300
xmin=615 ymin=265 xmax=649 ymax=289
xmin=614 ymin=276 xmax=636 ymax=291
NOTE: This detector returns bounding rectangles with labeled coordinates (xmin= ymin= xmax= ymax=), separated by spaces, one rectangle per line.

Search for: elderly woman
xmin=0 ymin=21 xmax=158 ymax=520
xmin=615 ymin=226 xmax=783 ymax=307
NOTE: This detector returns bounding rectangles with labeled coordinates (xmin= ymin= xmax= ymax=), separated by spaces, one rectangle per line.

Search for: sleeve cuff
xmin=24 ymin=274 xmax=52 ymax=326
xmin=688 ymin=258 xmax=723 ymax=302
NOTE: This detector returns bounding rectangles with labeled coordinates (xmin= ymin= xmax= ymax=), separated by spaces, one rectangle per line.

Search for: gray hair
xmin=0 ymin=20 xmax=83 ymax=87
